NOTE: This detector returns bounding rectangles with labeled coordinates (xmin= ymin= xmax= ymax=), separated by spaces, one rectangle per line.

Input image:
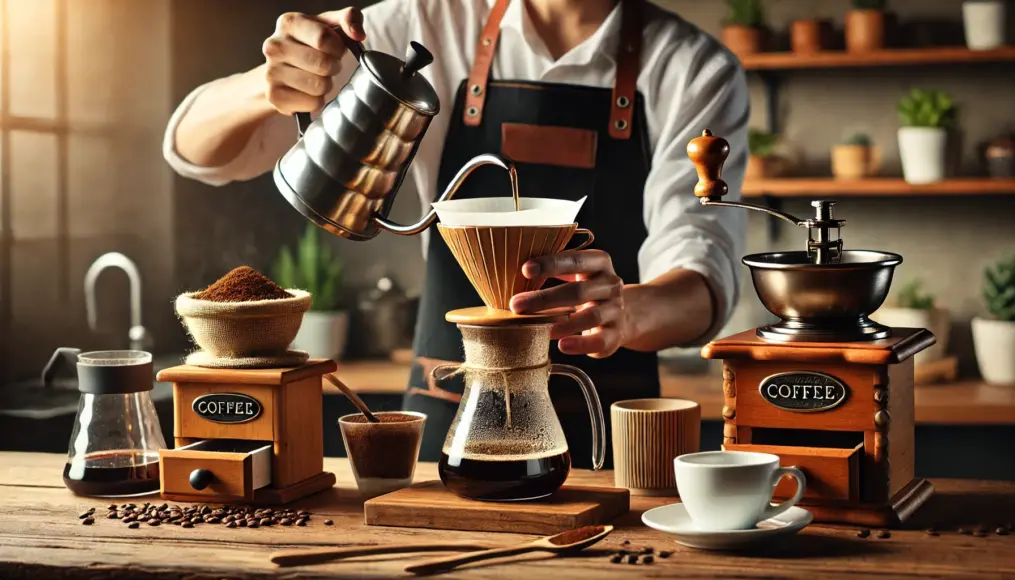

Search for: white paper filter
xmin=433 ymin=196 xmax=586 ymax=227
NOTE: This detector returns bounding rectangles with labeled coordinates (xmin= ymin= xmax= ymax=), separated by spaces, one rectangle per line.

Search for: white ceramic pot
xmin=292 ymin=310 xmax=349 ymax=361
xmin=972 ymin=317 xmax=1015 ymax=386
xmin=871 ymin=306 xmax=950 ymax=365
xmin=898 ymin=127 xmax=948 ymax=184
xmin=963 ymin=1 xmax=1006 ymax=50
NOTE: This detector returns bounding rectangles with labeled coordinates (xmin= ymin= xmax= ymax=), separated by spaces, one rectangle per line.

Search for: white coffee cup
xmin=674 ymin=451 xmax=806 ymax=531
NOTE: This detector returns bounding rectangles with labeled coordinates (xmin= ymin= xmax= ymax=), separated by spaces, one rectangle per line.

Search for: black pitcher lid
xmin=360 ymin=41 xmax=440 ymax=116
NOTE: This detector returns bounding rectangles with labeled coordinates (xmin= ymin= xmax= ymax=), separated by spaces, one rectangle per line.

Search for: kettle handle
xmin=293 ymin=25 xmax=365 ymax=138
xmin=374 ymin=153 xmax=515 ymax=236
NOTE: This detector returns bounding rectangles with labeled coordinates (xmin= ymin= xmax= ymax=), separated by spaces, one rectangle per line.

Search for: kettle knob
xmin=687 ymin=129 xmax=729 ymax=201
xmin=402 ymin=41 xmax=434 ymax=78
xmin=189 ymin=468 xmax=214 ymax=491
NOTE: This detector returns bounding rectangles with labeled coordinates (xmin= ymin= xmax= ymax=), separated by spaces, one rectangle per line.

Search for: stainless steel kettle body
xmin=273 ymin=35 xmax=511 ymax=240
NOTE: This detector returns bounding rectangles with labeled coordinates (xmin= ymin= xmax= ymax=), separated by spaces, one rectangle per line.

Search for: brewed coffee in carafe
xmin=435 ymin=322 xmax=605 ymax=501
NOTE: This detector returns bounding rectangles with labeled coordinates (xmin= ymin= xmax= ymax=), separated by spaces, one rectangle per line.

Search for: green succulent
xmin=725 ymin=0 xmax=764 ymax=27
xmin=895 ymin=278 xmax=935 ymax=310
xmin=897 ymin=89 xmax=957 ymax=128
xmin=273 ymin=223 xmax=344 ymax=312
xmin=853 ymin=0 xmax=886 ymax=10
xmin=748 ymin=128 xmax=778 ymax=158
xmin=983 ymin=254 xmax=1015 ymax=322
xmin=842 ymin=132 xmax=873 ymax=147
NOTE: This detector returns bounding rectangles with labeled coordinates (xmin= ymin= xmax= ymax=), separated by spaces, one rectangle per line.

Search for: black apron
xmin=404 ymin=0 xmax=659 ymax=469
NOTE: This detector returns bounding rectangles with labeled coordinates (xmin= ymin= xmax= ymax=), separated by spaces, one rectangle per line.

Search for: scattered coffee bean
xmin=106 ymin=504 xmax=118 ymax=510
xmin=876 ymin=530 xmax=891 ymax=539
xmin=997 ymin=527 xmax=1009 ymax=536
xmin=641 ymin=546 xmax=654 ymax=554
xmin=622 ymin=539 xmax=631 ymax=545
xmin=959 ymin=528 xmax=971 ymax=535
xmin=259 ymin=518 xmax=272 ymax=526
xmin=82 ymin=517 xmax=94 ymax=525
xmin=925 ymin=529 xmax=939 ymax=536
xmin=642 ymin=555 xmax=654 ymax=565
xmin=249 ymin=521 xmax=260 ymax=529
xmin=128 ymin=522 xmax=140 ymax=529
xmin=181 ymin=521 xmax=193 ymax=529
xmin=659 ymin=551 xmax=672 ymax=559
xmin=106 ymin=512 xmax=119 ymax=519
xmin=296 ymin=518 xmax=307 ymax=527
xmin=78 ymin=512 xmax=91 ymax=520
xmin=147 ymin=520 xmax=160 ymax=527
xmin=627 ymin=554 xmax=638 ymax=565
xmin=324 ymin=519 xmax=334 ymax=526
xmin=856 ymin=529 xmax=870 ymax=538
xmin=226 ymin=521 xmax=238 ymax=529
xmin=206 ymin=517 xmax=220 ymax=524
xmin=610 ymin=555 xmax=623 ymax=564
xmin=298 ymin=510 xmax=310 ymax=516
xmin=237 ymin=519 xmax=247 ymax=527
xmin=280 ymin=518 xmax=293 ymax=526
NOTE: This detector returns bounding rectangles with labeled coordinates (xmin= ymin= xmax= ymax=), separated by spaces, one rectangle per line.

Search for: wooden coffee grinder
xmin=687 ymin=130 xmax=935 ymax=527
xmin=155 ymin=361 xmax=337 ymax=504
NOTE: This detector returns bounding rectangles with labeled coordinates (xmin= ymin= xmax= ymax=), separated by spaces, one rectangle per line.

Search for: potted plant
xmin=897 ymin=88 xmax=957 ymax=184
xmin=963 ymin=0 xmax=1006 ymax=50
xmin=722 ymin=0 xmax=766 ymax=59
xmin=746 ymin=128 xmax=779 ymax=179
xmin=791 ymin=18 xmax=831 ymax=53
xmin=846 ymin=0 xmax=887 ymax=52
xmin=972 ymin=254 xmax=1015 ymax=386
xmin=871 ymin=279 xmax=950 ymax=365
xmin=831 ymin=132 xmax=881 ymax=179
xmin=274 ymin=223 xmax=349 ymax=361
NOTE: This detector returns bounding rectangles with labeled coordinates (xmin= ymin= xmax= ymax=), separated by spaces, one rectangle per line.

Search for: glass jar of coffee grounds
xmin=61 ymin=349 xmax=166 ymax=497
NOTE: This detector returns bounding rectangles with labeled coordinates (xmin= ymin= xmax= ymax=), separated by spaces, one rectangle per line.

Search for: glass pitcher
xmin=433 ymin=322 xmax=605 ymax=501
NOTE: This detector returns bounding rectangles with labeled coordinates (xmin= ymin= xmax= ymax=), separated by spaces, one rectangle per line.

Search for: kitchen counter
xmin=2 ymin=452 xmax=1014 ymax=579
xmin=328 ymin=360 xmax=1015 ymax=426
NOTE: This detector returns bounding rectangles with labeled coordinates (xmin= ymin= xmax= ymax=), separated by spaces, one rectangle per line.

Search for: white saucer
xmin=641 ymin=503 xmax=813 ymax=550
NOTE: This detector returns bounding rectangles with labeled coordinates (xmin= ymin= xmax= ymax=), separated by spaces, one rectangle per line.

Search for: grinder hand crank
xmin=687 ymin=130 xmax=845 ymax=265
xmin=273 ymin=28 xmax=514 ymax=241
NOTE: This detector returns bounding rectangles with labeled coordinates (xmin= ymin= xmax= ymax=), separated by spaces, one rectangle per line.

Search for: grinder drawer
xmin=160 ymin=439 xmax=272 ymax=500
xmin=723 ymin=442 xmax=862 ymax=502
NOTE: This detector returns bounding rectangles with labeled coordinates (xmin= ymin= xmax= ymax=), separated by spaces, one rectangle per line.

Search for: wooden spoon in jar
xmin=324 ymin=373 xmax=378 ymax=423
xmin=404 ymin=525 xmax=613 ymax=575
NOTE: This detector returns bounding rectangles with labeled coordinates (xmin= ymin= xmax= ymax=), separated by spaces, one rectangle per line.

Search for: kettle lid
xmin=360 ymin=41 xmax=440 ymax=116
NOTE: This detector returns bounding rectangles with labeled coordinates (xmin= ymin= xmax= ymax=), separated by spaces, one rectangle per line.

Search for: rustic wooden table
xmin=2 ymin=452 xmax=1014 ymax=579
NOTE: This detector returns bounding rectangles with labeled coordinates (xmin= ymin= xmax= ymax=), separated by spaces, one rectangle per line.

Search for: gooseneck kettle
xmin=273 ymin=31 xmax=511 ymax=240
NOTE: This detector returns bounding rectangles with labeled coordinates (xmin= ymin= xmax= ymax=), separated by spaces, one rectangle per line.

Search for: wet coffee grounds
xmin=83 ymin=503 xmax=318 ymax=530
xmin=192 ymin=266 xmax=292 ymax=302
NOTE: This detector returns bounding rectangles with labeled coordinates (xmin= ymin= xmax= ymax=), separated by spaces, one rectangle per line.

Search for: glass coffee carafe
xmin=61 ymin=349 xmax=166 ymax=497
xmin=434 ymin=321 xmax=605 ymax=501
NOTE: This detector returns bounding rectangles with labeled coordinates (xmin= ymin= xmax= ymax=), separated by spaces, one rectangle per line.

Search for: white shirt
xmin=163 ymin=0 xmax=749 ymax=344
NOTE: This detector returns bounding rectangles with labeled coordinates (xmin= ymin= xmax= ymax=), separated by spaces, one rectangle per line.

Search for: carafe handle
xmin=374 ymin=153 xmax=515 ymax=236
xmin=293 ymin=26 xmax=366 ymax=138
xmin=550 ymin=364 xmax=606 ymax=471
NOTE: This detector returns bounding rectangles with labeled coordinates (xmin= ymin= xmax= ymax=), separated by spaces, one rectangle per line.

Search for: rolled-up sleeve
xmin=639 ymin=40 xmax=750 ymax=346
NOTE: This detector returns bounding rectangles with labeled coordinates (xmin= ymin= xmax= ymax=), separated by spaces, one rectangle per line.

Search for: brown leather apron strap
xmin=465 ymin=0 xmax=644 ymax=138
xmin=609 ymin=0 xmax=643 ymax=140
xmin=463 ymin=0 xmax=511 ymax=127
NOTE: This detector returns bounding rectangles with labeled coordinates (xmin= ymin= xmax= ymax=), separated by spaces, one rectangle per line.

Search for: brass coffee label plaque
xmin=758 ymin=372 xmax=848 ymax=412
xmin=193 ymin=393 xmax=262 ymax=424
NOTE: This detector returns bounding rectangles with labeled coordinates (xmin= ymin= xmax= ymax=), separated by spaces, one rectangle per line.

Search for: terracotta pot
xmin=791 ymin=19 xmax=830 ymax=53
xmin=831 ymin=145 xmax=882 ymax=179
xmin=845 ymin=10 xmax=885 ymax=52
xmin=746 ymin=155 xmax=772 ymax=180
xmin=721 ymin=25 xmax=764 ymax=58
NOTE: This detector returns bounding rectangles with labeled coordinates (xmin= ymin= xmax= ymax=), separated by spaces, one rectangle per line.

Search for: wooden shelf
xmin=741 ymin=46 xmax=1015 ymax=71
xmin=742 ymin=178 xmax=1015 ymax=198
xmin=326 ymin=359 xmax=1015 ymax=426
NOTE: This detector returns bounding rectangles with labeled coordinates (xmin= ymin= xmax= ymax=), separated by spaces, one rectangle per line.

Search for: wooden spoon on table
xmin=324 ymin=373 xmax=378 ymax=423
xmin=270 ymin=541 xmax=497 ymax=567
xmin=404 ymin=525 xmax=613 ymax=575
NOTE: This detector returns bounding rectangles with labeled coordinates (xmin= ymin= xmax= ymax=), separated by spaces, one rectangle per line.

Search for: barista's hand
xmin=510 ymin=250 xmax=629 ymax=359
xmin=262 ymin=8 xmax=365 ymax=115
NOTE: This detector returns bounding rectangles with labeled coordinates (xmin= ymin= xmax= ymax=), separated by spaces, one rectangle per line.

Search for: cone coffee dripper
xmin=434 ymin=196 xmax=591 ymax=312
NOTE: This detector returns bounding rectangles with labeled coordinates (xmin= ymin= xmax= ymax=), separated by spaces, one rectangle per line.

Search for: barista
xmin=164 ymin=0 xmax=749 ymax=468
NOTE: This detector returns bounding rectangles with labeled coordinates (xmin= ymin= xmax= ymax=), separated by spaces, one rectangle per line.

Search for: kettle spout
xmin=374 ymin=153 xmax=515 ymax=236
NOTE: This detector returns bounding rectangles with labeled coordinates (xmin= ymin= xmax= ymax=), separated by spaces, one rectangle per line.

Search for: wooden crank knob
xmin=687 ymin=129 xmax=729 ymax=200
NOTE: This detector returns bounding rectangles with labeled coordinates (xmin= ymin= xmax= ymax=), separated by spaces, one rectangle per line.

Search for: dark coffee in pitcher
xmin=438 ymin=441 xmax=571 ymax=501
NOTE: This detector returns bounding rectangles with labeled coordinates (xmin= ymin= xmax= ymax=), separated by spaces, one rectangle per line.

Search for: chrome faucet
xmin=84 ymin=252 xmax=149 ymax=351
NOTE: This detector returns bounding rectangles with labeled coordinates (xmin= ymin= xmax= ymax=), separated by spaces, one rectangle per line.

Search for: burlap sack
xmin=175 ymin=290 xmax=311 ymax=359
xmin=185 ymin=349 xmax=309 ymax=369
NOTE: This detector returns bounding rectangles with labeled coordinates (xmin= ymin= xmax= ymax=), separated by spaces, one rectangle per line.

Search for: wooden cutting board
xmin=364 ymin=481 xmax=630 ymax=535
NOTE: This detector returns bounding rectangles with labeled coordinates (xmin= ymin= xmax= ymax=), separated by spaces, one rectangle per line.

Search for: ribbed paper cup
xmin=611 ymin=399 xmax=701 ymax=496
xmin=175 ymin=290 xmax=311 ymax=358
xmin=437 ymin=224 xmax=592 ymax=310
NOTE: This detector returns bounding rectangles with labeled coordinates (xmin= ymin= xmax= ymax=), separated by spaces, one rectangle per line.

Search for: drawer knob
xmin=189 ymin=468 xmax=215 ymax=490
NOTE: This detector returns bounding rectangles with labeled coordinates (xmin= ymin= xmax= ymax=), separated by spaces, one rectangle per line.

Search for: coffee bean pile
xmin=607 ymin=541 xmax=672 ymax=565
xmin=82 ymin=502 xmax=317 ymax=529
